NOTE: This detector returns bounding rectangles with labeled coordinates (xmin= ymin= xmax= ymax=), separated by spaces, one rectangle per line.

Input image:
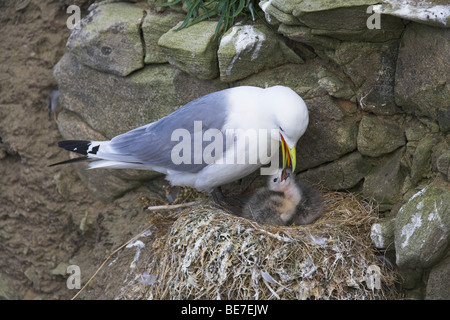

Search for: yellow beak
xmin=280 ymin=134 xmax=296 ymax=172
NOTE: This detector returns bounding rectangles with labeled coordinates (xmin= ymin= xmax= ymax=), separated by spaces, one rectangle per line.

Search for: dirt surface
xmin=0 ymin=0 xmax=164 ymax=300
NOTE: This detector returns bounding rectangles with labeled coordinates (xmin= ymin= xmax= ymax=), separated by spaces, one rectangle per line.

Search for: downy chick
xmin=291 ymin=179 xmax=324 ymax=226
xmin=240 ymin=169 xmax=323 ymax=226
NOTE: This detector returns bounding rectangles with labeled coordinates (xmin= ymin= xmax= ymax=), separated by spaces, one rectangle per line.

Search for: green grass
xmin=158 ymin=0 xmax=264 ymax=39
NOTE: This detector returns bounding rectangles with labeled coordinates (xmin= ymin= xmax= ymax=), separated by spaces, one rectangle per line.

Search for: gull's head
xmin=263 ymin=86 xmax=309 ymax=172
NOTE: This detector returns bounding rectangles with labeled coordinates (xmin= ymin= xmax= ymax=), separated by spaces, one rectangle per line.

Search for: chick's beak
xmin=280 ymin=134 xmax=296 ymax=172
xmin=281 ymin=168 xmax=289 ymax=182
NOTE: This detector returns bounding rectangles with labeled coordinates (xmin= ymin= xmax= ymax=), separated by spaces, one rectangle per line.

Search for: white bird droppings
xmin=400 ymin=213 xmax=422 ymax=249
xmin=221 ymin=25 xmax=266 ymax=75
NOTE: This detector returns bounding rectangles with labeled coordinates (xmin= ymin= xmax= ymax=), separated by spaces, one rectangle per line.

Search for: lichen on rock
xmin=394 ymin=184 xmax=450 ymax=269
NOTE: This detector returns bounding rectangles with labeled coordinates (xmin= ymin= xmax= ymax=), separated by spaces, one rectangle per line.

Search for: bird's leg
xmin=211 ymin=191 xmax=220 ymax=204
xmin=216 ymin=186 xmax=226 ymax=200
xmin=211 ymin=186 xmax=226 ymax=205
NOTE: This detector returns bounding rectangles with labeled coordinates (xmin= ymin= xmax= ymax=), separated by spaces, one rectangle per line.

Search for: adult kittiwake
xmin=52 ymin=85 xmax=309 ymax=196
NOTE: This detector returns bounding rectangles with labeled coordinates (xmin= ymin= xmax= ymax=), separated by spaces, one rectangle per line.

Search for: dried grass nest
xmin=125 ymin=189 xmax=401 ymax=300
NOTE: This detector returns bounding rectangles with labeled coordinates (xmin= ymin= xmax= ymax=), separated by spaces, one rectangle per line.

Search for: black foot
xmin=211 ymin=186 xmax=227 ymax=206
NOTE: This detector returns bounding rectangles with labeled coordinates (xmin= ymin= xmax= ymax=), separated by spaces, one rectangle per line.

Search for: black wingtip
xmin=58 ymin=140 xmax=91 ymax=155
xmin=48 ymin=156 xmax=89 ymax=167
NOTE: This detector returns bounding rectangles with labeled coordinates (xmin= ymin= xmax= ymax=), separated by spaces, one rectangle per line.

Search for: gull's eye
xmin=273 ymin=178 xmax=278 ymax=182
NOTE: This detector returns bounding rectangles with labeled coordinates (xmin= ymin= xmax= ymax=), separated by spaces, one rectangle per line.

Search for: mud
xmin=0 ymin=0 xmax=162 ymax=299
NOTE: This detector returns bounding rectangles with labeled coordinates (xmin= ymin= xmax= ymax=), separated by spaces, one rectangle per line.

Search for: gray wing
xmin=109 ymin=89 xmax=231 ymax=173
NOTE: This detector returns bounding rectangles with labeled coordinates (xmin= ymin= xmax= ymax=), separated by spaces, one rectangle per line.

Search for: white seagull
xmin=53 ymin=85 xmax=309 ymax=197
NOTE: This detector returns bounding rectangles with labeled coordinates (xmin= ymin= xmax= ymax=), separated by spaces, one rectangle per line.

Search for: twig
xmin=71 ymin=224 xmax=153 ymax=300
xmin=146 ymin=201 xmax=201 ymax=211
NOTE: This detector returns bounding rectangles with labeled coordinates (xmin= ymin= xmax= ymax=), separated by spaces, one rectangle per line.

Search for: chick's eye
xmin=273 ymin=178 xmax=278 ymax=182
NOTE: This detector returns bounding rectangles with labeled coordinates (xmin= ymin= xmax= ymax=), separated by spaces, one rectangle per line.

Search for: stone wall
xmin=53 ymin=0 xmax=449 ymax=299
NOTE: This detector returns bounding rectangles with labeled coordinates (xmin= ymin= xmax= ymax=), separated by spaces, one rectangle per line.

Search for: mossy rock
xmin=218 ymin=24 xmax=303 ymax=82
xmin=66 ymin=2 xmax=145 ymax=76
xmin=357 ymin=115 xmax=405 ymax=157
xmin=394 ymin=184 xmax=450 ymax=268
xmin=158 ymin=21 xmax=220 ymax=80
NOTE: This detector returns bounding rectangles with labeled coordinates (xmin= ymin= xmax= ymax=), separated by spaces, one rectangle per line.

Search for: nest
xmin=122 ymin=190 xmax=401 ymax=300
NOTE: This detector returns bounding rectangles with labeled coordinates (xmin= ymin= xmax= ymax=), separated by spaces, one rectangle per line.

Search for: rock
xmin=75 ymin=162 xmax=143 ymax=202
xmin=399 ymin=268 xmax=424 ymax=290
xmin=53 ymin=52 xmax=227 ymax=138
xmin=24 ymin=266 xmax=39 ymax=286
xmin=51 ymin=262 xmax=70 ymax=277
xmin=405 ymin=118 xmax=428 ymax=141
xmin=290 ymin=0 xmax=376 ymax=13
xmin=298 ymin=151 xmax=371 ymax=190
xmin=66 ymin=2 xmax=145 ymax=76
xmin=357 ymin=115 xmax=405 ymax=157
xmin=395 ymin=23 xmax=450 ymax=131
xmin=157 ymin=20 xmax=220 ymax=79
xmin=237 ymin=60 xmax=355 ymax=101
xmin=419 ymin=117 xmax=441 ymax=133
xmin=57 ymin=109 xmax=107 ymax=142
xmin=217 ymin=24 xmax=303 ymax=82
xmin=237 ymin=61 xmax=332 ymax=99
xmin=363 ymin=148 xmax=406 ymax=210
xmin=403 ymin=286 xmax=425 ymax=300
xmin=335 ymin=40 xmax=401 ymax=115
xmin=316 ymin=72 xmax=355 ymax=100
xmin=267 ymin=0 xmax=404 ymax=42
xmin=394 ymin=184 xmax=450 ymax=268
xmin=295 ymin=4 xmax=404 ymax=42
xmin=0 ymin=275 xmax=16 ymax=299
xmin=370 ymin=219 xmax=395 ymax=250
xmin=436 ymin=150 xmax=450 ymax=180
xmin=264 ymin=0 xmax=449 ymax=37
xmin=53 ymin=168 xmax=76 ymax=200
xmin=437 ymin=109 xmax=450 ymax=132
xmin=373 ymin=1 xmax=450 ymax=28
xmin=142 ymin=10 xmax=185 ymax=64
xmin=296 ymin=95 xmax=358 ymax=170
xmin=410 ymin=136 xmax=442 ymax=185
xmin=425 ymin=255 xmax=450 ymax=300
xmin=259 ymin=0 xmax=301 ymax=25
xmin=278 ymin=24 xmax=340 ymax=51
